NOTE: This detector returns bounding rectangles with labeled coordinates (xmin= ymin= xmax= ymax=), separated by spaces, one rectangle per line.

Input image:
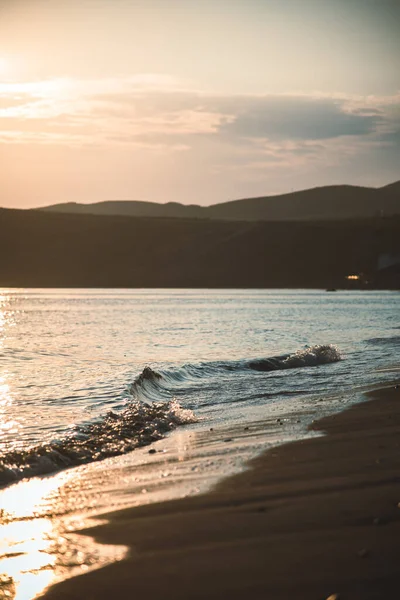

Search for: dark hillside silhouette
xmin=1 ymin=208 xmax=399 ymax=288
xmin=36 ymin=181 xmax=400 ymax=222
xmin=380 ymin=180 xmax=400 ymax=194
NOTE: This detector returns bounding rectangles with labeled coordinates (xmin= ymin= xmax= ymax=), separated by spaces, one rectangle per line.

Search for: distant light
xmin=346 ymin=275 xmax=360 ymax=280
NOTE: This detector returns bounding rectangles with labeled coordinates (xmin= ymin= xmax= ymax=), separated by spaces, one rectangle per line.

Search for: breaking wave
xmin=0 ymin=399 xmax=197 ymax=487
xmin=0 ymin=344 xmax=341 ymax=487
xmin=248 ymin=344 xmax=342 ymax=372
xmin=130 ymin=345 xmax=343 ymax=404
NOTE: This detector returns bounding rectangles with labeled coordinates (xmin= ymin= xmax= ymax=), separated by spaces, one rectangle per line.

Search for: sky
xmin=0 ymin=0 xmax=399 ymax=208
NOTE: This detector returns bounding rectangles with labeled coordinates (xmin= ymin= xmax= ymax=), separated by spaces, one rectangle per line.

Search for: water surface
xmin=0 ymin=288 xmax=398 ymax=479
xmin=0 ymin=288 xmax=399 ymax=599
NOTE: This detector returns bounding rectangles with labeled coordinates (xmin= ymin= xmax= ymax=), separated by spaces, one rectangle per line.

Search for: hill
xmin=35 ymin=181 xmax=400 ymax=222
xmin=1 ymin=208 xmax=399 ymax=289
xmin=380 ymin=180 xmax=400 ymax=194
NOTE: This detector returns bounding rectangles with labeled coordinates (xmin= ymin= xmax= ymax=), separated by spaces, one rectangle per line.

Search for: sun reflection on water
xmin=0 ymin=473 xmax=72 ymax=600
xmin=0 ymin=472 xmax=127 ymax=600
xmin=0 ymin=377 xmax=19 ymax=441
xmin=0 ymin=290 xmax=128 ymax=600
xmin=0 ymin=518 xmax=56 ymax=600
xmin=0 ymin=294 xmax=20 ymax=446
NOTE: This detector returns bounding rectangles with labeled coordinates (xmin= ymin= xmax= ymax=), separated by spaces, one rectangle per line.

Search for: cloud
xmin=0 ymin=77 xmax=399 ymax=171
xmin=217 ymin=95 xmax=382 ymax=140
xmin=86 ymin=87 xmax=393 ymax=142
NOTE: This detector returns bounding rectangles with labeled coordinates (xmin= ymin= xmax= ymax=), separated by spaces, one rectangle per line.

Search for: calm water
xmin=0 ymin=288 xmax=399 ymax=486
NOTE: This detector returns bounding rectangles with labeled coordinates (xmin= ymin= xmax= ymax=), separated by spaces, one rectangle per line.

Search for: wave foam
xmin=0 ymin=399 xmax=197 ymax=487
xmin=248 ymin=344 xmax=342 ymax=372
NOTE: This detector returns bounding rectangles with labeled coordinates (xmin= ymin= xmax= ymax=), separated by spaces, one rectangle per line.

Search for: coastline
xmin=41 ymin=382 xmax=400 ymax=600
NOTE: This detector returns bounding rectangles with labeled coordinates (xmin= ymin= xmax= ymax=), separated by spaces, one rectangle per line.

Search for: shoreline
xmin=41 ymin=382 xmax=400 ymax=599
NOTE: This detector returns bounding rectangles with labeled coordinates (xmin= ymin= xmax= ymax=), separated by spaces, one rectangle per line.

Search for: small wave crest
xmin=248 ymin=344 xmax=342 ymax=372
xmin=129 ymin=366 xmax=171 ymax=404
xmin=131 ymin=345 xmax=343 ymax=402
xmin=0 ymin=399 xmax=197 ymax=487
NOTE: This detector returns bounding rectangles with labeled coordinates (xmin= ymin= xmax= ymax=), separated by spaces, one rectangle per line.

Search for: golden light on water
xmin=0 ymin=377 xmax=18 ymax=439
xmin=0 ymin=291 xmax=98 ymax=600
xmin=0 ymin=474 xmax=73 ymax=600
xmin=0 ymin=296 xmax=19 ymax=446
xmin=0 ymin=472 xmax=73 ymax=521
xmin=0 ymin=471 xmax=127 ymax=600
xmin=0 ymin=518 xmax=56 ymax=600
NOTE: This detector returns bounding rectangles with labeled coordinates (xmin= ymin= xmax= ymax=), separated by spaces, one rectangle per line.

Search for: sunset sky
xmin=0 ymin=0 xmax=399 ymax=208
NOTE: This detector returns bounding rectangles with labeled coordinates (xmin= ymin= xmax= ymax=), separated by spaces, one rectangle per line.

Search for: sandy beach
xmin=40 ymin=383 xmax=400 ymax=600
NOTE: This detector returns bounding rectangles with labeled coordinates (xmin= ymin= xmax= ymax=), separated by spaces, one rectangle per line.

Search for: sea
xmin=0 ymin=288 xmax=399 ymax=600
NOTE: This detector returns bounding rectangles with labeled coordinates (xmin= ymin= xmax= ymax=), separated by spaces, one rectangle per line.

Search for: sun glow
xmin=0 ymin=78 xmax=71 ymax=99
xmin=0 ymin=78 xmax=74 ymax=123
xmin=0 ymin=57 xmax=10 ymax=77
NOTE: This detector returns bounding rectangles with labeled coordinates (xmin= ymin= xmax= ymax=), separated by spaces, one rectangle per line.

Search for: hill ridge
xmin=27 ymin=179 xmax=400 ymax=222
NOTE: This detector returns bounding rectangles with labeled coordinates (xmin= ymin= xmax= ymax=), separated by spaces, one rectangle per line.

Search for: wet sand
xmin=42 ymin=384 xmax=400 ymax=600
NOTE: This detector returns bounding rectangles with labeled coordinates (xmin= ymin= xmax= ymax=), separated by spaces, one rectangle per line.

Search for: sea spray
xmin=0 ymin=398 xmax=197 ymax=487
xmin=248 ymin=344 xmax=342 ymax=372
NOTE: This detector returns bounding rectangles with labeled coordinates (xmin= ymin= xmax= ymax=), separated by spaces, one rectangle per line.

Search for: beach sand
xmin=42 ymin=384 xmax=400 ymax=599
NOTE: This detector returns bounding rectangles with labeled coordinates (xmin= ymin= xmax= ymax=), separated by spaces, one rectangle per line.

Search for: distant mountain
xmin=380 ymin=180 xmax=400 ymax=194
xmin=38 ymin=200 xmax=207 ymax=219
xmin=36 ymin=181 xmax=400 ymax=222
